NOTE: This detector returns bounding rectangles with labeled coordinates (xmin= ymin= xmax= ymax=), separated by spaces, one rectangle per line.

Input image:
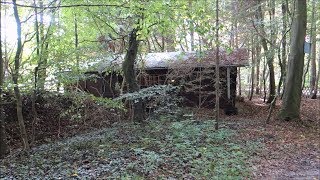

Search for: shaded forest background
xmin=0 ymin=0 xmax=319 ymax=160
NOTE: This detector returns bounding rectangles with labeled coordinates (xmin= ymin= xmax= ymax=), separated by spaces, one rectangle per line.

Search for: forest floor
xmin=0 ymin=97 xmax=319 ymax=179
xmin=221 ymin=97 xmax=320 ymax=179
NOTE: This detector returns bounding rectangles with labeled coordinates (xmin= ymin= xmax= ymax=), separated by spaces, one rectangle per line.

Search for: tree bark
xmin=309 ymin=0 xmax=317 ymax=98
xmin=31 ymin=0 xmax=39 ymax=145
xmin=165 ymin=33 xmax=175 ymax=52
xmin=188 ymin=0 xmax=194 ymax=51
xmin=263 ymin=56 xmax=268 ymax=102
xmin=0 ymin=0 xmax=8 ymax=158
xmin=215 ymin=0 xmax=219 ymax=130
xmin=255 ymin=38 xmax=261 ymax=95
xmin=255 ymin=0 xmax=276 ymax=103
xmin=278 ymin=0 xmax=287 ymax=97
xmin=267 ymin=0 xmax=277 ymax=103
xmin=311 ymin=47 xmax=320 ymax=99
xmin=12 ymin=0 xmax=30 ymax=150
xmin=278 ymin=0 xmax=307 ymax=120
xmin=249 ymin=36 xmax=255 ymax=101
xmin=122 ymin=29 xmax=145 ymax=123
xmin=74 ymin=12 xmax=80 ymax=71
xmin=36 ymin=0 xmax=49 ymax=91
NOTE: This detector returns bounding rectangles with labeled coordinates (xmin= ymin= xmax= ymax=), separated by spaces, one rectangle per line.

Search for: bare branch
xmin=1 ymin=1 xmax=129 ymax=9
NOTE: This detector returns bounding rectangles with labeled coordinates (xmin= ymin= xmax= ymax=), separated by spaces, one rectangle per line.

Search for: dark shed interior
xmin=72 ymin=49 xmax=249 ymax=112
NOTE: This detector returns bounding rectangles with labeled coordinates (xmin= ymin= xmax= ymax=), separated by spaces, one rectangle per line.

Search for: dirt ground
xmin=218 ymin=97 xmax=319 ymax=179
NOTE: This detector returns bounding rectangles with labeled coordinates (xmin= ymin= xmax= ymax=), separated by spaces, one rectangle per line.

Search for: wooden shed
xmin=75 ymin=48 xmax=249 ymax=112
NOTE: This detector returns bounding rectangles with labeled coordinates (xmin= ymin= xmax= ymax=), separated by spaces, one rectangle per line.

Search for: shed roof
xmin=90 ymin=48 xmax=249 ymax=73
xmin=142 ymin=48 xmax=249 ymax=69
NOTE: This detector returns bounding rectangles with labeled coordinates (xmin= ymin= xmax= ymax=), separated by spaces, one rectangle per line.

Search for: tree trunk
xmin=153 ymin=34 xmax=164 ymax=52
xmin=309 ymin=0 xmax=317 ymax=98
xmin=34 ymin=0 xmax=56 ymax=91
xmin=278 ymin=0 xmax=287 ymax=96
xmin=122 ymin=29 xmax=145 ymax=123
xmin=188 ymin=0 xmax=194 ymax=51
xmin=32 ymin=0 xmax=39 ymax=145
xmin=215 ymin=0 xmax=219 ymax=130
xmin=278 ymin=0 xmax=307 ymax=120
xmin=263 ymin=56 xmax=267 ymax=102
xmin=311 ymin=47 xmax=320 ymax=99
xmin=74 ymin=12 xmax=80 ymax=72
xmin=267 ymin=0 xmax=277 ymax=103
xmin=36 ymin=0 xmax=48 ymax=91
xmin=165 ymin=33 xmax=176 ymax=52
xmin=255 ymin=0 xmax=276 ymax=103
xmin=0 ymin=0 xmax=8 ymax=158
xmin=161 ymin=36 xmax=165 ymax=52
xmin=12 ymin=0 xmax=30 ymax=150
xmin=255 ymin=40 xmax=261 ymax=95
xmin=249 ymin=36 xmax=255 ymax=101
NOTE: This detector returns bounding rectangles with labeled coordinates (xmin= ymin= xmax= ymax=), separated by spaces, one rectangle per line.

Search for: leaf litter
xmin=0 ymin=97 xmax=319 ymax=179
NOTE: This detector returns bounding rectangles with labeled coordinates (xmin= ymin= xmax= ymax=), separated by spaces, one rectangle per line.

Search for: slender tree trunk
xmin=147 ymin=38 xmax=152 ymax=52
xmin=234 ymin=20 xmax=241 ymax=96
xmin=278 ymin=0 xmax=287 ymax=96
xmin=188 ymin=0 xmax=194 ymax=51
xmin=215 ymin=0 xmax=220 ymax=130
xmin=263 ymin=56 xmax=267 ymax=102
xmin=74 ymin=12 xmax=79 ymax=72
xmin=32 ymin=0 xmax=39 ymax=145
xmin=267 ymin=0 xmax=277 ymax=103
xmin=255 ymin=42 xmax=261 ymax=94
xmin=309 ymin=0 xmax=317 ymax=98
xmin=34 ymin=0 xmax=40 ymax=63
xmin=161 ymin=36 xmax=165 ymax=52
xmin=12 ymin=0 xmax=30 ymax=150
xmin=3 ymin=8 xmax=9 ymax=76
xmin=302 ymin=0 xmax=316 ymax=92
xmin=0 ymin=0 xmax=8 ymax=158
xmin=122 ymin=29 xmax=145 ymax=123
xmin=278 ymin=0 xmax=307 ymax=120
xmin=153 ymin=35 xmax=164 ymax=52
xmin=35 ymin=0 xmax=57 ymax=91
xmin=255 ymin=0 xmax=276 ymax=103
xmin=165 ymin=33 xmax=175 ymax=52
xmin=311 ymin=47 xmax=320 ymax=99
xmin=151 ymin=36 xmax=158 ymax=52
xmin=249 ymin=37 xmax=255 ymax=101
xmin=36 ymin=0 xmax=48 ymax=91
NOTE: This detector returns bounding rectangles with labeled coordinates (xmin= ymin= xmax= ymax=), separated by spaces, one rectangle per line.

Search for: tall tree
xmin=249 ymin=36 xmax=255 ymax=100
xmin=278 ymin=0 xmax=307 ymax=120
xmin=34 ymin=0 xmax=58 ymax=91
xmin=254 ymin=0 xmax=276 ymax=103
xmin=311 ymin=46 xmax=320 ymax=99
xmin=0 ymin=0 xmax=8 ymax=158
xmin=74 ymin=11 xmax=80 ymax=71
xmin=255 ymin=38 xmax=261 ymax=94
xmin=277 ymin=0 xmax=288 ymax=96
xmin=122 ymin=28 xmax=145 ymax=123
xmin=188 ymin=0 xmax=195 ymax=51
xmin=215 ymin=0 xmax=219 ymax=130
xmin=12 ymin=0 xmax=30 ymax=150
xmin=309 ymin=0 xmax=317 ymax=99
xmin=36 ymin=0 xmax=48 ymax=91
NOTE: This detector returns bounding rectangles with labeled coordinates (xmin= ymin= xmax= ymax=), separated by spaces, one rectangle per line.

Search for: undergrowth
xmin=0 ymin=116 xmax=259 ymax=179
